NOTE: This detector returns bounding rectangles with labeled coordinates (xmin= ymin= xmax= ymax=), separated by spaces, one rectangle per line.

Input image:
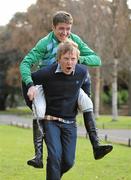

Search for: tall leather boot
xmin=27 ymin=119 xmax=44 ymax=168
xmin=83 ymin=112 xmax=113 ymax=160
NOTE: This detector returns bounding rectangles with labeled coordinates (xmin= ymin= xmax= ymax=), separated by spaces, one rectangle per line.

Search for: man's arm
xmin=81 ymin=71 xmax=91 ymax=97
xmin=31 ymin=68 xmax=47 ymax=85
xmin=19 ymin=38 xmax=47 ymax=86
xmin=26 ymin=67 xmax=47 ymax=101
xmin=70 ymin=33 xmax=101 ymax=67
xmin=79 ymin=44 xmax=101 ymax=67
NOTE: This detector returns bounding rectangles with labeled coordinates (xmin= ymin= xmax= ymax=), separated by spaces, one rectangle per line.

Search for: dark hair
xmin=52 ymin=11 xmax=73 ymax=26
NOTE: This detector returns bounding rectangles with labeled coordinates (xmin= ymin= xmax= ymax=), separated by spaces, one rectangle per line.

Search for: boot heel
xmin=27 ymin=157 xmax=43 ymax=168
xmin=94 ymin=145 xmax=113 ymax=160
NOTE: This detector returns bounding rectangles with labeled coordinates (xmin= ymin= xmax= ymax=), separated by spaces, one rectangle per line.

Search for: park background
xmin=0 ymin=0 xmax=131 ymax=179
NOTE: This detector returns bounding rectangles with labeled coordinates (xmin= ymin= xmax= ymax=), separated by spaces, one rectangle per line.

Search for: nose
xmin=62 ymin=31 xmax=66 ymax=35
xmin=62 ymin=29 xmax=67 ymax=35
xmin=67 ymin=59 xmax=72 ymax=65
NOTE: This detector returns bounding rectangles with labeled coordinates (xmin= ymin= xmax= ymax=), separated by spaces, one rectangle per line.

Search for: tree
xmin=0 ymin=49 xmax=22 ymax=110
xmin=110 ymin=0 xmax=129 ymax=120
xmin=6 ymin=63 xmax=21 ymax=107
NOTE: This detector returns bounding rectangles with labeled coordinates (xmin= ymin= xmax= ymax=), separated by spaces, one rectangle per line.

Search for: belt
xmin=44 ymin=115 xmax=74 ymax=124
xmin=44 ymin=115 xmax=63 ymax=121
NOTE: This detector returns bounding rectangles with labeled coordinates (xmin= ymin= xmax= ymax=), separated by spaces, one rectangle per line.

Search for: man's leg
xmin=60 ymin=122 xmax=77 ymax=177
xmin=83 ymin=112 xmax=113 ymax=160
xmin=44 ymin=121 xmax=62 ymax=180
xmin=78 ymin=88 xmax=113 ymax=160
xmin=27 ymin=119 xmax=44 ymax=168
xmin=21 ymin=83 xmax=45 ymax=168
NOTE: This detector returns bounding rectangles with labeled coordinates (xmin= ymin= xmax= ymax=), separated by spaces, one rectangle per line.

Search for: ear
xmin=52 ymin=24 xmax=55 ymax=31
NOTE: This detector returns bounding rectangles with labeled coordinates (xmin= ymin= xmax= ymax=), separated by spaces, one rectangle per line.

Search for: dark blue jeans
xmin=44 ymin=120 xmax=77 ymax=180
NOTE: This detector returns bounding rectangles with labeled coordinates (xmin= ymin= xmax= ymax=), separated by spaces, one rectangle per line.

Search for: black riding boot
xmin=83 ymin=112 xmax=113 ymax=160
xmin=27 ymin=119 xmax=44 ymax=168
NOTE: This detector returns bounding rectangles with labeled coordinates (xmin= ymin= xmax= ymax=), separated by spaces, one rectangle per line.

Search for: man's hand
xmin=27 ymin=86 xmax=37 ymax=101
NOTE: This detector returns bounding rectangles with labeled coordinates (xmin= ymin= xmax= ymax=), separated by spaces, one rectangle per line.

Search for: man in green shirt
xmin=20 ymin=11 xmax=112 ymax=169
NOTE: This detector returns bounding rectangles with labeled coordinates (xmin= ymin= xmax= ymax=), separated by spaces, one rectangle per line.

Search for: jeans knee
xmin=67 ymin=159 xmax=74 ymax=168
xmin=63 ymin=158 xmax=74 ymax=172
xmin=48 ymin=153 xmax=61 ymax=167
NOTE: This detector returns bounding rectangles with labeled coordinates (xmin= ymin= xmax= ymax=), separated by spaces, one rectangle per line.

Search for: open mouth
xmin=64 ymin=67 xmax=72 ymax=74
xmin=67 ymin=67 xmax=72 ymax=70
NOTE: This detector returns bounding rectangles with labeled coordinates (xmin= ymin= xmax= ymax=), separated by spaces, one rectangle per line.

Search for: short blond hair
xmin=57 ymin=40 xmax=80 ymax=61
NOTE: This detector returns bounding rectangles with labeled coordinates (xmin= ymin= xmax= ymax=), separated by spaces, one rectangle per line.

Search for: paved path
xmin=0 ymin=114 xmax=32 ymax=127
xmin=1 ymin=114 xmax=131 ymax=146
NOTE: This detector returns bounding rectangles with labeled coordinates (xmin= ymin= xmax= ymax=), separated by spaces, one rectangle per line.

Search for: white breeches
xmin=32 ymin=85 xmax=93 ymax=118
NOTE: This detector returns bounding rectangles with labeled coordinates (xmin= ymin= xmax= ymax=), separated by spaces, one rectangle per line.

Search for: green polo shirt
xmin=20 ymin=31 xmax=101 ymax=85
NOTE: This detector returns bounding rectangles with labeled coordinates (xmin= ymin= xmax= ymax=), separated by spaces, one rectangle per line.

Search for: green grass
xmin=0 ymin=125 xmax=131 ymax=180
xmin=77 ymin=113 xmax=131 ymax=129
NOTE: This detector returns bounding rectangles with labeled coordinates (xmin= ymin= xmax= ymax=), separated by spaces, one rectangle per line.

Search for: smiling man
xmin=19 ymin=11 xmax=103 ymax=168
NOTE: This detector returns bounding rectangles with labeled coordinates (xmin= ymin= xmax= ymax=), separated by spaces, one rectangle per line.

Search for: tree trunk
xmin=0 ymin=94 xmax=8 ymax=110
xmin=94 ymin=68 xmax=100 ymax=119
xmin=112 ymin=58 xmax=118 ymax=121
xmin=0 ymin=73 xmax=8 ymax=110
xmin=128 ymin=66 xmax=131 ymax=116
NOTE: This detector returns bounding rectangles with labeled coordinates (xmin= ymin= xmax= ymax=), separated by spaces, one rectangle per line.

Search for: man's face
xmin=53 ymin=23 xmax=72 ymax=42
xmin=59 ymin=50 xmax=78 ymax=75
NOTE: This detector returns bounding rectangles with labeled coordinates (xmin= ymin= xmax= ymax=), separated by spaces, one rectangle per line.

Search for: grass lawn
xmin=77 ymin=114 xmax=131 ymax=129
xmin=0 ymin=125 xmax=131 ymax=180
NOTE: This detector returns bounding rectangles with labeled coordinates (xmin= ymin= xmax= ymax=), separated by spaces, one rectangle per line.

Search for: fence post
xmin=128 ymin=138 xmax=131 ymax=147
xmin=86 ymin=133 xmax=88 ymax=139
xmin=105 ymin=134 xmax=108 ymax=142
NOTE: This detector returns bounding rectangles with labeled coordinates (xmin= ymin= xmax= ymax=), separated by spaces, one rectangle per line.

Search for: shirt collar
xmin=55 ymin=64 xmax=75 ymax=75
